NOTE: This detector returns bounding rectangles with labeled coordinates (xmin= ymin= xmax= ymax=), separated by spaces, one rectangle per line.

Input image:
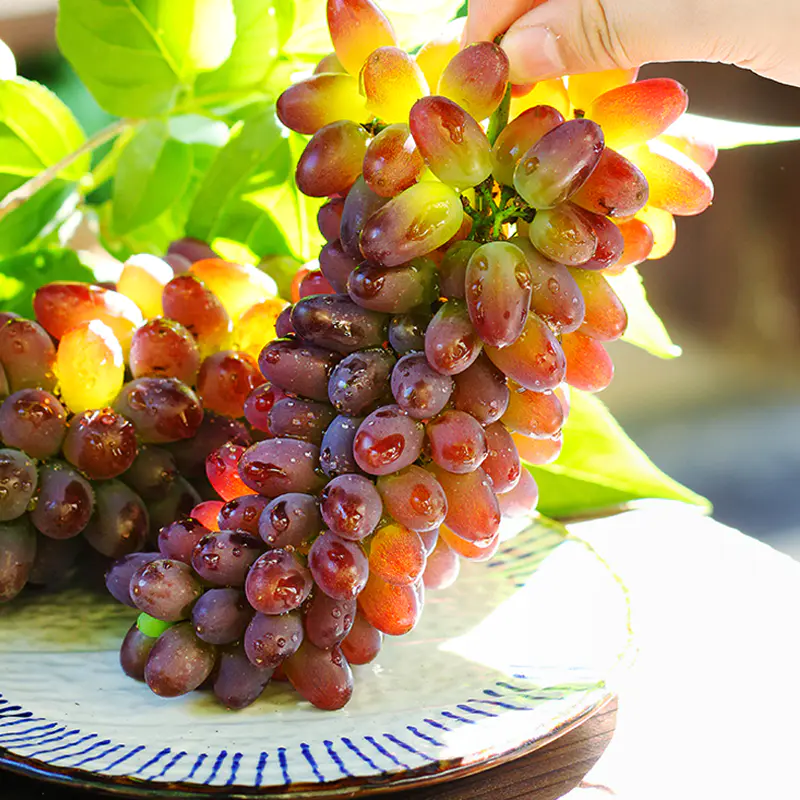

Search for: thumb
xmin=498 ymin=0 xmax=800 ymax=87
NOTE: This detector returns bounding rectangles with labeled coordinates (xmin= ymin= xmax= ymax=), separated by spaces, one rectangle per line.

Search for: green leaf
xmin=0 ymin=249 xmax=95 ymax=317
xmin=607 ymin=267 xmax=681 ymax=359
xmin=111 ymin=119 xmax=194 ymax=235
xmin=57 ymin=0 xmax=237 ymax=117
xmin=0 ymin=183 xmax=77 ymax=258
xmin=529 ymin=391 xmax=709 ymax=517
xmin=668 ymin=113 xmax=800 ymax=149
xmin=194 ymin=0 xmax=291 ymax=96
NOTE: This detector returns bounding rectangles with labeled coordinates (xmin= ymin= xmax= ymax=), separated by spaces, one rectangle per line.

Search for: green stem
xmin=487 ymin=84 xmax=512 ymax=147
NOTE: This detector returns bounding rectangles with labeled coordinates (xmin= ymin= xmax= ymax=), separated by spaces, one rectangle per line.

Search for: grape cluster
xmin=0 ymin=240 xmax=288 ymax=605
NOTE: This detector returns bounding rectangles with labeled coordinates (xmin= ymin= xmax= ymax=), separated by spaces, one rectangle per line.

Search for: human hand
xmin=465 ymin=0 xmax=800 ymax=88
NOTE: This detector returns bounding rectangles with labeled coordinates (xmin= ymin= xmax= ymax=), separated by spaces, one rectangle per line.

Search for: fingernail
xmin=501 ymin=26 xmax=565 ymax=83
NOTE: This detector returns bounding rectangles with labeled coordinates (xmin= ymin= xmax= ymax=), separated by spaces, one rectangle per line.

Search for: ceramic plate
xmin=0 ymin=518 xmax=632 ymax=797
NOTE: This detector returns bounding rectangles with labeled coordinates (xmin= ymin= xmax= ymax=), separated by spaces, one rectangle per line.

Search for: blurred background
xmin=2 ymin=1 xmax=800 ymax=558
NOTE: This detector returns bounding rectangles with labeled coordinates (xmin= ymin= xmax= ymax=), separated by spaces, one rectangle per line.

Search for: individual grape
xmin=491 ymin=105 xmax=565 ymax=186
xmin=129 ymin=318 xmax=201 ymax=385
xmin=353 ymin=405 xmax=424 ymax=476
xmin=578 ymin=211 xmax=626 ymax=270
xmin=246 ymin=549 xmax=313 ymax=614
xmin=423 ymin=537 xmax=460 ymax=590
xmin=0 ymin=319 xmax=57 ymax=392
xmin=191 ymin=501 xmax=222 ymax=531
xmin=409 ymin=96 xmax=492 ymax=189
xmin=497 ymin=469 xmax=539 ymax=517
xmin=238 ymin=439 xmax=325 ymax=497
xmin=440 ymin=524 xmax=500 ymax=562
xmin=275 ymin=306 xmax=295 ymax=338
xmin=339 ymin=176 xmax=389 ymax=259
xmin=192 ymin=530 xmax=265 ymax=587
xmin=33 ymin=282 xmax=143 ymax=354
xmin=244 ymin=382 xmax=288 ymax=434
xmin=438 ymin=41 xmax=509 ymax=121
xmin=30 ymin=462 xmax=94 ymax=540
xmin=429 ymin=465 xmax=500 ymax=543
xmin=418 ymin=526 xmax=439 ymax=554
xmin=188 ymin=259 xmax=278 ymax=324
xmin=148 ymin=477 xmax=202 ymax=536
xmin=62 ymin=409 xmax=137 ymax=480
xmin=244 ymin=611 xmax=304 ymax=669
xmin=28 ymin=535 xmax=84 ymax=588
xmin=259 ymin=339 xmax=341 ymax=402
xmin=116 ymin=254 xmax=173 ymax=318
xmin=414 ymin=18 xmax=464 ymax=89
xmin=567 ymin=68 xmax=639 ymax=111
xmin=627 ymin=141 xmax=714 ymax=216
xmin=57 ymin=321 xmax=125 ymax=414
xmin=390 ymin=352 xmax=453 ymax=420
xmin=192 ymin=588 xmax=252 ymax=645
xmin=482 ymin=422 xmax=521 ymax=493
xmin=0 ymin=312 xmax=20 ymax=325
xmin=361 ymin=46 xmax=429 ymax=123
xmin=513 ymin=431 xmax=563 ymax=465
xmin=320 ymin=474 xmax=383 ymax=541
xmin=514 ymin=119 xmax=604 ymax=210
xmin=234 ymin=298 xmax=288 ymax=361
xmin=341 ymin=611 xmax=382 ymax=666
xmin=503 ymin=385 xmax=565 ymax=438
xmin=360 ymin=181 xmax=464 ymax=267
xmin=268 ymin=398 xmax=337 ymax=445
xmin=161 ymin=274 xmax=231 ymax=358
xmin=277 ymin=72 xmax=370 ymax=134
xmin=218 ymin=495 xmax=269 ymax=536
xmin=348 ymin=258 xmax=438 ymax=313
xmin=0 ymin=449 xmax=37 ymax=521
xmin=570 ymin=270 xmax=628 ymax=341
xmin=319 ymin=240 xmax=359 ymax=293
xmin=427 ymin=410 xmax=488 ymax=474
xmin=438 ymin=240 xmax=479 ymax=299
xmin=369 ymin=522 xmax=426 ymax=586
xmin=588 ymin=78 xmax=688 ymax=150
xmin=0 ymin=517 xmax=36 ymax=603
xmin=315 ymin=51 xmax=346 ymax=73
xmin=358 ymin=572 xmax=421 ymax=636
xmin=561 ymin=332 xmax=614 ymax=392
xmin=214 ymin=645 xmax=273 ymax=710
xmin=0 ymin=389 xmax=66 ymax=459
xmin=163 ymin=253 xmax=192 ymax=274
xmin=484 ymin=313 xmax=566 ymax=391
xmin=320 ymin=415 xmax=363 ymax=478
xmin=451 ymin=354 xmax=509 ymax=425
xmin=168 ymin=237 xmax=217 ymax=264
xmin=377 ymin=466 xmax=447 ymax=533
xmin=158 ymin=518 xmax=212 ymax=565
xmin=122 ymin=447 xmax=178 ymax=500
xmin=304 ymin=592 xmax=356 ymax=649
xmin=170 ymin=413 xmax=251 ymax=481
xmin=196 ymin=351 xmax=262 ymax=419
xmin=465 ymin=241 xmax=532 ymax=347
xmin=295 ymin=121 xmax=370 ymax=197
xmin=130 ymin=559 xmax=203 ymax=621
xmin=318 ymin=198 xmax=346 ymax=242
xmin=328 ymin=349 xmax=394 ymax=416
xmin=114 ymin=377 xmax=204 ymax=444
xmin=284 ymin=640 xmax=353 ymax=711
xmin=612 ymin=218 xmax=654 ymax=270
xmin=144 ymin=623 xmax=217 ymax=698
xmin=636 ymin=205 xmax=676 ymax=259
xmin=105 ymin=552 xmax=160 ymax=607
xmin=327 ymin=0 xmax=397 ymax=75
xmin=298 ymin=270 xmax=335 ymax=298
xmin=308 ymin=530 xmax=369 ymax=600
xmin=83 ymin=480 xmax=149 ymax=558
xmin=291 ymin=295 xmax=387 ymax=354
xmin=572 ymin=148 xmax=649 ymax=218
xmin=424 ymin=300 xmax=483 ymax=376
xmin=388 ymin=313 xmax=429 ymax=354
xmin=363 ymin=123 xmax=426 ymax=197
xmin=659 ymin=132 xmax=718 ymax=172
xmin=528 ymin=204 xmax=598 ymax=266
xmin=259 ymin=493 xmax=321 ymax=549
xmin=120 ymin=623 xmax=157 ymax=682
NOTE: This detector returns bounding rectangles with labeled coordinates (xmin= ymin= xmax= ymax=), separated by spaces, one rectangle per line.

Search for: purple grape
xmin=167 ymin=237 xmax=217 ymax=263
xmin=30 ymin=462 xmax=94 ymax=540
xmin=438 ymin=240 xmax=479 ymax=299
xmin=29 ymin=535 xmax=84 ymax=588
xmin=158 ymin=518 xmax=211 ymax=564
xmin=213 ymin=645 xmax=273 ymax=710
xmin=347 ymin=259 xmax=438 ymax=313
xmin=218 ymin=495 xmax=270 ymax=536
xmin=244 ymin=610 xmax=304 ymax=668
xmin=388 ymin=313 xmax=429 ymax=354
xmin=340 ymin=176 xmax=388 ymax=259
xmin=192 ymin=588 xmax=253 ymax=645
xmin=243 ymin=383 xmax=288 ymax=434
xmin=120 ymin=623 xmax=157 ymax=682
xmin=284 ymin=641 xmax=353 ymax=710
xmin=238 ymin=438 xmax=324 ymax=497
xmin=451 ymin=353 xmax=510 ymax=425
xmin=148 ymin=476 xmax=201 ymax=536
xmin=0 ymin=517 xmax=36 ymax=603
xmin=320 ymin=474 xmax=382 ymax=541
xmin=267 ymin=398 xmax=336 ymax=445
xmin=482 ymin=422 xmax=521 ymax=493
xmin=427 ymin=410 xmax=489 ymax=474
xmin=105 ymin=552 xmax=160 ymax=607
xmin=0 ymin=389 xmax=67 ymax=459
xmin=62 ymin=409 xmax=138 ymax=480
xmin=304 ymin=592 xmax=356 ymax=649
xmin=424 ymin=300 xmax=483 ymax=376
xmin=0 ymin=448 xmax=38 ymax=521
xmin=376 ymin=466 xmax=448 ymax=532
xmin=274 ymin=307 xmax=295 ymax=337
xmin=308 ymin=531 xmax=369 ymax=600
xmin=353 ymin=405 xmax=424 ymax=476
xmin=319 ymin=240 xmax=359 ymax=292
xmin=245 ymin=549 xmax=313 ymax=615
xmin=122 ymin=446 xmax=178 ymax=500
xmin=130 ymin=558 xmax=203 ymax=621
xmin=327 ymin=349 xmax=395 ymax=416
xmin=145 ymin=623 xmax=217 ymax=698
xmin=83 ymin=480 xmax=149 ymax=558
xmin=191 ymin=530 xmax=265 ymax=587
xmin=259 ymin=493 xmax=321 ymax=548
xmin=291 ymin=295 xmax=387 ymax=354
xmin=341 ymin=611 xmax=383 ymax=665
xmin=319 ymin=415 xmax=363 ymax=477
xmin=0 ymin=318 xmax=57 ymax=392
xmin=390 ymin=353 xmax=454 ymax=419
xmin=166 ymin=412 xmax=250 ymax=479
xmin=258 ymin=339 xmax=340 ymax=402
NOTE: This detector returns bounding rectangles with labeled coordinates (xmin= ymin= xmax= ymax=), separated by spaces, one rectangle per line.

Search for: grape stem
xmin=487 ymin=84 xmax=511 ymax=147
xmin=0 ymin=118 xmax=134 ymax=223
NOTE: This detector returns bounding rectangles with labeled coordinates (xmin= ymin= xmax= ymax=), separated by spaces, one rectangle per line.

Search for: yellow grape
xmin=567 ymin=68 xmax=638 ymax=112
xmin=327 ymin=0 xmax=397 ymax=76
xmin=56 ymin=321 xmax=125 ymax=414
xmin=361 ymin=46 xmax=428 ymax=124
xmin=234 ymin=298 xmax=288 ymax=360
xmin=277 ymin=73 xmax=371 ymax=135
xmin=189 ymin=258 xmax=279 ymax=321
xmin=509 ymin=79 xmax=570 ymax=119
xmin=414 ymin=19 xmax=464 ymax=90
xmin=116 ymin=254 xmax=173 ymax=318
xmin=658 ymin=133 xmax=718 ymax=172
xmin=314 ymin=52 xmax=346 ymax=74
xmin=635 ymin=206 xmax=676 ymax=259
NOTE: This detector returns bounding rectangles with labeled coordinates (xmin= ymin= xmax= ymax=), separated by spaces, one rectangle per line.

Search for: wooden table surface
xmin=2 ymin=503 xmax=798 ymax=799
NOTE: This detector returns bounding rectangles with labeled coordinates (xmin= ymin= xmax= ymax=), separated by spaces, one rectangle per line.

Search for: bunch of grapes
xmin=0 ymin=239 xmax=288 ymax=605
xmin=103 ymin=0 xmax=714 ymax=713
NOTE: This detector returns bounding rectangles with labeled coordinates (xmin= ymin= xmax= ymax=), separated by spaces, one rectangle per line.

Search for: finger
xmin=464 ymin=0 xmax=548 ymax=45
